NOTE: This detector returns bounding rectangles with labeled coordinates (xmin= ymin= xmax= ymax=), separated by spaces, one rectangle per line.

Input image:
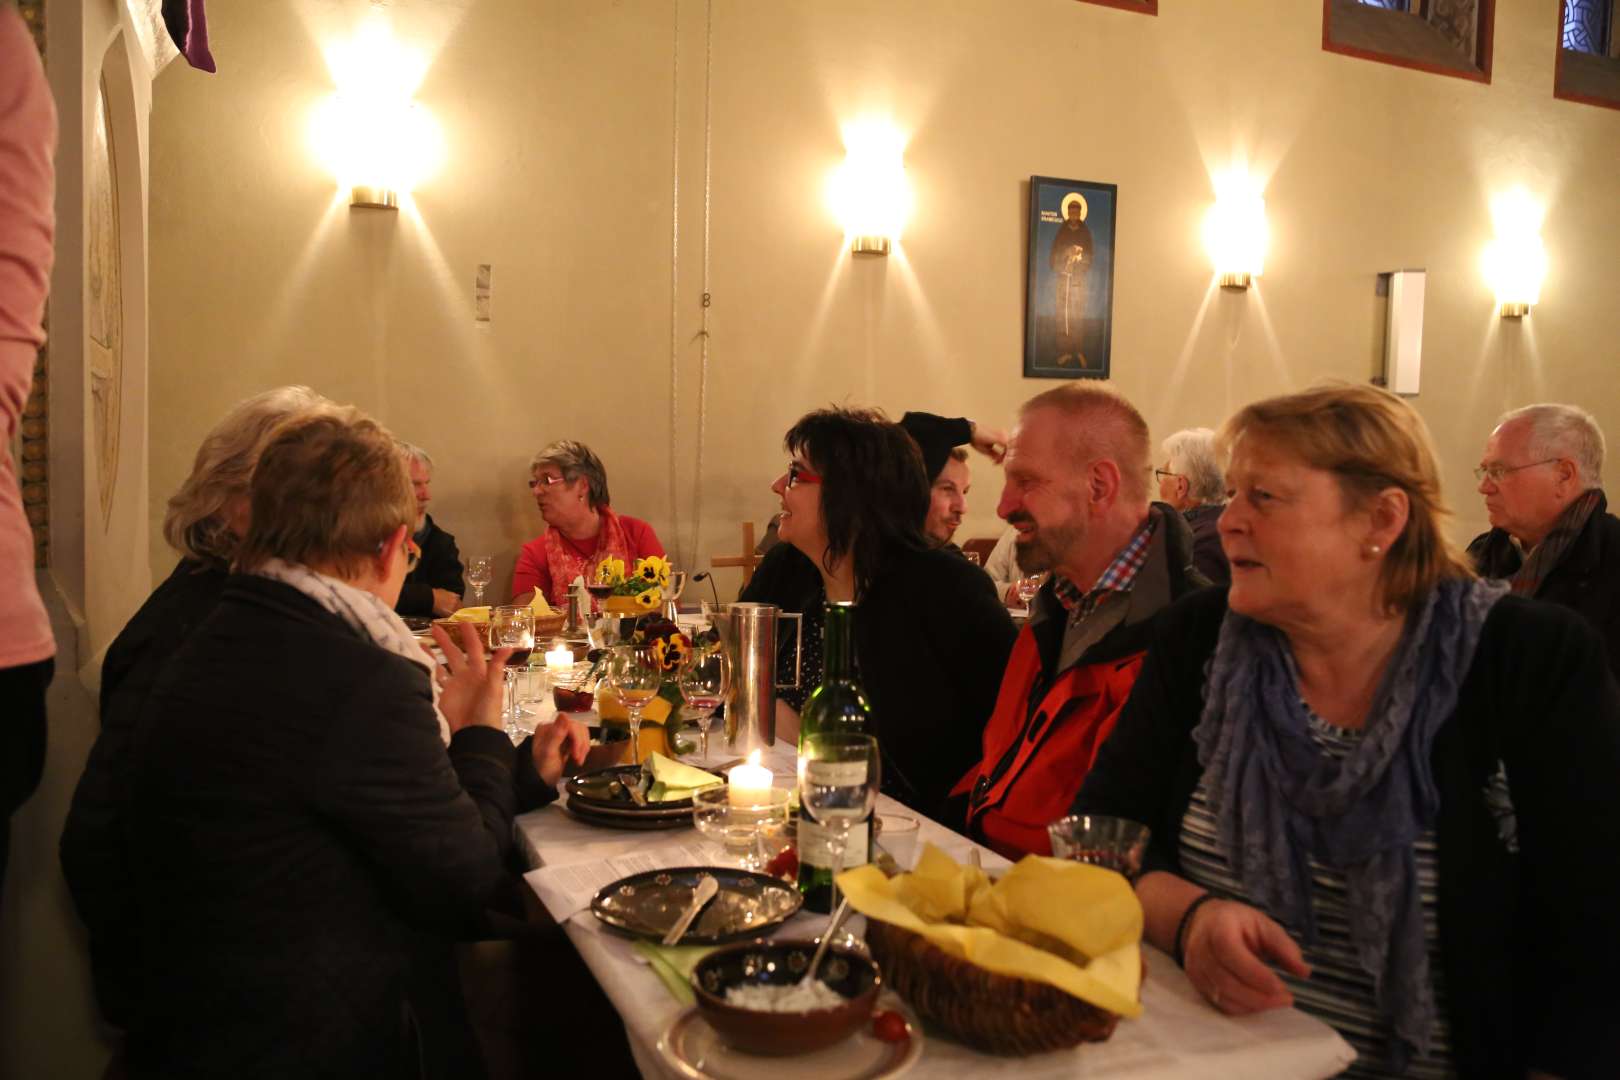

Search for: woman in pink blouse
xmin=0 ymin=3 xmax=57 ymax=899
xmin=510 ymin=440 xmax=664 ymax=608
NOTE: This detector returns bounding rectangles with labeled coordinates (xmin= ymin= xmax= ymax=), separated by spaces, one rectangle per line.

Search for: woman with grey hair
xmin=1157 ymin=427 xmax=1229 ymax=584
xmin=61 ymin=385 xmax=333 ymax=1031
xmin=511 ymin=439 xmax=664 ymax=607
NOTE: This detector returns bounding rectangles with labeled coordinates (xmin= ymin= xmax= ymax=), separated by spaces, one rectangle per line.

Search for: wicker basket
xmin=865 ymin=919 xmax=1122 ymax=1056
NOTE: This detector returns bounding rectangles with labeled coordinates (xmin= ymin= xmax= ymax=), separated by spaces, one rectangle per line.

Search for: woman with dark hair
xmin=746 ymin=407 xmax=1015 ymax=822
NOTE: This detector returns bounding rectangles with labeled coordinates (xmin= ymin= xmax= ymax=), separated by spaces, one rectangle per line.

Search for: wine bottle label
xmin=804 ymin=760 xmax=868 ymax=787
xmin=797 ymin=818 xmax=870 ymax=870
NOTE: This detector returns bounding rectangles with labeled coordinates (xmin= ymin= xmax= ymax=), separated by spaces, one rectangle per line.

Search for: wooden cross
xmin=710 ymin=520 xmax=763 ymax=586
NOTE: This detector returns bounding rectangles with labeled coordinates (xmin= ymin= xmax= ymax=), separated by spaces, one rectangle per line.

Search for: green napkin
xmin=644 ymin=753 xmax=723 ymax=803
xmin=632 ymin=939 xmax=714 ymax=1005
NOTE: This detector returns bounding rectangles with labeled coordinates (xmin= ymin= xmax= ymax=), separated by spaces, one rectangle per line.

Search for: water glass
xmin=1014 ymin=573 xmax=1044 ymax=607
xmin=490 ymin=606 xmax=535 ymax=740
xmin=1046 ymin=814 xmax=1151 ymax=882
xmin=692 ymin=787 xmax=790 ymax=871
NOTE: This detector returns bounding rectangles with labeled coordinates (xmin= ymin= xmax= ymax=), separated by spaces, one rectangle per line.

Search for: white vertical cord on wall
xmin=667 ymin=0 xmax=683 ymax=568
xmin=691 ymin=0 xmax=713 ymax=570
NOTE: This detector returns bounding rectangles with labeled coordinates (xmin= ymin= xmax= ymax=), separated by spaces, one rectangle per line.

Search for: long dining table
xmin=513 ymin=724 xmax=1356 ymax=1080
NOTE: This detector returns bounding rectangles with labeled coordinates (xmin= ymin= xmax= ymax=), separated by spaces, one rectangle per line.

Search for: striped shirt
xmin=1178 ymin=714 xmax=1456 ymax=1079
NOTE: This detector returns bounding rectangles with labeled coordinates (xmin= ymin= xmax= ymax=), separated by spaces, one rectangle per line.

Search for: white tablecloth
xmin=515 ymin=742 xmax=1355 ymax=1079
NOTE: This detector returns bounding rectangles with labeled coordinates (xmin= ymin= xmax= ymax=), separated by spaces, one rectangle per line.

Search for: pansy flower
xmin=595 ymin=557 xmax=626 ymax=586
xmin=632 ymin=587 xmax=662 ymax=610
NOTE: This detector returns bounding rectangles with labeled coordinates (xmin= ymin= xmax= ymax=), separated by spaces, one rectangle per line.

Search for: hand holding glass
xmin=603 ymin=645 xmax=661 ymax=766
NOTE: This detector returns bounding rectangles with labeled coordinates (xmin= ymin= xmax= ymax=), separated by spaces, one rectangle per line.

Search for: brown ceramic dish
xmin=689 ymin=939 xmax=881 ymax=1057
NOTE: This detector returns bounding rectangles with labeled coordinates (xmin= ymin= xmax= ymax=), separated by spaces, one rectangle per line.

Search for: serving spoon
xmin=662 ymin=874 xmax=719 ymax=946
xmin=802 ymin=896 xmax=853 ymax=984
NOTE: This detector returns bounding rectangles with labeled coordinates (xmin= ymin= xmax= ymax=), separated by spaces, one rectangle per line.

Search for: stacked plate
xmin=564 ymin=765 xmax=699 ymax=830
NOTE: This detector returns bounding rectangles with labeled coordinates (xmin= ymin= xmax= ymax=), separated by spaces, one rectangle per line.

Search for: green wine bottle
xmin=796 ymin=601 xmax=874 ymax=913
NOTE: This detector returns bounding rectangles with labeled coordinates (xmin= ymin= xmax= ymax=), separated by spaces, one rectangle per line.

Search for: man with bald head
xmin=1468 ymin=403 xmax=1620 ymax=675
xmin=954 ymin=384 xmax=1208 ymax=858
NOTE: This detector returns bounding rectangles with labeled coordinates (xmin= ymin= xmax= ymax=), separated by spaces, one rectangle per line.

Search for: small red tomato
xmin=871 ymin=1009 xmax=910 ymax=1043
xmin=764 ymin=845 xmax=798 ymax=881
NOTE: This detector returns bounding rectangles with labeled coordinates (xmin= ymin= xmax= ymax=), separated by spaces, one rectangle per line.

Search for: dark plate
xmin=402 ymin=615 xmax=435 ymax=632
xmin=562 ymin=803 xmax=694 ymax=831
xmin=592 ymin=866 xmax=803 ymax=945
xmin=566 ymin=764 xmax=720 ymax=814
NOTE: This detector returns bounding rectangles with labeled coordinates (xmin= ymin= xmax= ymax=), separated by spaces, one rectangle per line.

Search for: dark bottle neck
xmin=822 ymin=601 xmax=857 ymax=682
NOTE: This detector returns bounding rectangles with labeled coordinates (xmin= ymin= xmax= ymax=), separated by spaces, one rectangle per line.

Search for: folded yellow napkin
xmin=632 ymin=940 xmax=713 ymax=1005
xmin=529 ymin=592 xmax=553 ymax=616
xmin=448 ymin=605 xmax=490 ymax=623
xmin=836 ymin=843 xmax=1144 ymax=1018
xmin=644 ymin=752 xmax=722 ymax=802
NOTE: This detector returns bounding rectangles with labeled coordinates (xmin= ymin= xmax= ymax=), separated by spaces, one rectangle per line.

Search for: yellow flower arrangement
xmin=594 ymin=554 xmax=663 ymax=608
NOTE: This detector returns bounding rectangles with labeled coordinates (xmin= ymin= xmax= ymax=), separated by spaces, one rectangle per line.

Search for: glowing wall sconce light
xmin=828 ymin=120 xmax=912 ymax=256
xmin=310 ymin=19 xmax=442 ymax=211
xmin=1481 ymin=188 xmax=1547 ymax=319
xmin=1203 ymin=171 xmax=1268 ymax=290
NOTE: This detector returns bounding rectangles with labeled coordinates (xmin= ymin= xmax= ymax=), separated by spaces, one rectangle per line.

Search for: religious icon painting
xmin=1024 ymin=175 xmax=1118 ymax=380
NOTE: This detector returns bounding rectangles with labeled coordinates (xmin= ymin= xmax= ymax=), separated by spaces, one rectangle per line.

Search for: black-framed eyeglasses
xmin=1473 ymin=458 xmax=1559 ymax=484
xmin=1153 ymin=468 xmax=1183 ymax=483
xmin=787 ymin=461 xmax=823 ymax=488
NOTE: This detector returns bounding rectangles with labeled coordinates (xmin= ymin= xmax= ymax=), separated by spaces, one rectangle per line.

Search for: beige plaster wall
xmin=147 ymin=0 xmax=1620 ymax=599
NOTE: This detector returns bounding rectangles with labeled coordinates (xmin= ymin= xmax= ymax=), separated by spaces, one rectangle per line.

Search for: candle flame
xmin=746 ymin=750 xmax=762 ymax=767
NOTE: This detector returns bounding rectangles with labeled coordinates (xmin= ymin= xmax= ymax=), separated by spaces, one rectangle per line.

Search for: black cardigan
xmin=1468 ymin=491 xmax=1620 ymax=679
xmin=744 ymin=542 xmax=1015 ymax=822
xmin=397 ymin=513 xmax=466 ymax=617
xmin=1074 ymin=587 xmax=1620 ymax=1079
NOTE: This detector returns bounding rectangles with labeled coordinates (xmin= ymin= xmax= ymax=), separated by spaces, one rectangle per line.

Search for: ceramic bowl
xmin=690 ymin=939 xmax=881 ymax=1056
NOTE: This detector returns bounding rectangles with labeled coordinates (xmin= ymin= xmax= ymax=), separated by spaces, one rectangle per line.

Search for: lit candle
xmin=728 ymin=750 xmax=774 ymax=806
xmin=545 ymin=645 xmax=573 ymax=672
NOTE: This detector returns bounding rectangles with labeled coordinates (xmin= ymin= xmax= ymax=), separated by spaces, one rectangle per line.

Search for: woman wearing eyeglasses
xmin=746 ymin=407 xmax=1016 ymax=824
xmin=1074 ymin=384 xmax=1620 ymax=1078
xmin=511 ymin=439 xmax=665 ymax=608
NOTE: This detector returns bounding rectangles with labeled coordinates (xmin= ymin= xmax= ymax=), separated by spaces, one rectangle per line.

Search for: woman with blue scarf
xmin=1076 ymin=384 xmax=1620 ymax=1079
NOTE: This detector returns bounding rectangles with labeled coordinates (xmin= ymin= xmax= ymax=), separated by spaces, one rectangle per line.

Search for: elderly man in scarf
xmin=1468 ymin=403 xmax=1620 ymax=678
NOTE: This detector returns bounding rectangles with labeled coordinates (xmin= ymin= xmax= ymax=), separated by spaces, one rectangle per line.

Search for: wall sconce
xmin=828 ymin=120 xmax=911 ymax=256
xmin=1203 ymin=171 xmax=1268 ymax=289
xmin=1481 ymin=188 xmax=1547 ymax=318
xmin=311 ymin=19 xmax=442 ymax=211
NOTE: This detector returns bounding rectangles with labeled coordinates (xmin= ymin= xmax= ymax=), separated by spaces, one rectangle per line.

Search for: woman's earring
xmin=1366 ymin=543 xmax=1383 ymax=557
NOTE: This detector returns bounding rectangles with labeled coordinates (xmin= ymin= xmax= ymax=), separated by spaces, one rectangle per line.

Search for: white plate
xmin=655 ymin=994 xmax=922 ymax=1080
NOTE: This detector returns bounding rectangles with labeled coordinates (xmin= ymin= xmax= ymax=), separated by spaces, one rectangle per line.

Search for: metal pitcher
xmin=702 ymin=601 xmax=803 ymax=755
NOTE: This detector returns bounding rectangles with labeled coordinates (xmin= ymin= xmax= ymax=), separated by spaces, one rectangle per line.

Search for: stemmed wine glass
xmin=1014 ymin=572 xmax=1045 ymax=607
xmin=465 ymin=555 xmax=493 ymax=607
xmin=798 ymin=733 xmax=880 ymax=911
xmin=490 ymin=606 xmax=534 ymax=739
xmin=678 ymin=641 xmax=731 ymax=762
xmin=603 ymin=645 xmax=661 ymax=766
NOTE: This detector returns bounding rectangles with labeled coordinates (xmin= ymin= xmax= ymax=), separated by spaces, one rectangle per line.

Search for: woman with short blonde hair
xmin=119 ymin=407 xmax=586 ymax=1077
xmin=1078 ymin=382 xmax=1620 ymax=1076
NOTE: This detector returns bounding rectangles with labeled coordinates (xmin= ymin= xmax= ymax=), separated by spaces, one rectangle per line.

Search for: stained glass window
xmin=1563 ymin=0 xmax=1614 ymax=55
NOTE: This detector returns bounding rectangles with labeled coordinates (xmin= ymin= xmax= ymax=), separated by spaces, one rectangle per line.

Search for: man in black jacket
xmin=397 ymin=442 xmax=466 ymax=618
xmin=1467 ymin=403 xmax=1620 ymax=677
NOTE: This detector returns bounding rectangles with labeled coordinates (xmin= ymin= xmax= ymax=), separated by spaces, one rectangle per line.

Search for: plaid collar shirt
xmin=1051 ymin=515 xmax=1157 ymax=624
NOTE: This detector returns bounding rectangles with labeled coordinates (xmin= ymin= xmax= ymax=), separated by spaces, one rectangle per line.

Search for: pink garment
xmin=0 ymin=7 xmax=57 ymax=668
xmin=511 ymin=510 xmax=664 ymax=608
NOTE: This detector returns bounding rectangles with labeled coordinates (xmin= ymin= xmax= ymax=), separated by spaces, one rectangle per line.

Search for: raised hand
xmin=430 ymin=622 xmax=512 ymax=733
xmin=530 ymin=715 xmax=591 ymax=786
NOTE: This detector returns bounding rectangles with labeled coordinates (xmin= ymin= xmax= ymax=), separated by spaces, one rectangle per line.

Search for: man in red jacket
xmin=955 ymin=384 xmax=1209 ymax=859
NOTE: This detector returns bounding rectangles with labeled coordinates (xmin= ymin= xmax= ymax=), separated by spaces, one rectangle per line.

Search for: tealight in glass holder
xmin=692 ymin=787 xmax=791 ymax=872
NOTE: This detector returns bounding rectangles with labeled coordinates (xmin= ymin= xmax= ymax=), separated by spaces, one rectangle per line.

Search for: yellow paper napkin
xmin=529 ymin=592 xmax=553 ymax=616
xmin=448 ymin=605 xmax=490 ymax=623
xmin=644 ymin=753 xmax=722 ymax=802
xmin=836 ymin=843 xmax=1144 ymax=1018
